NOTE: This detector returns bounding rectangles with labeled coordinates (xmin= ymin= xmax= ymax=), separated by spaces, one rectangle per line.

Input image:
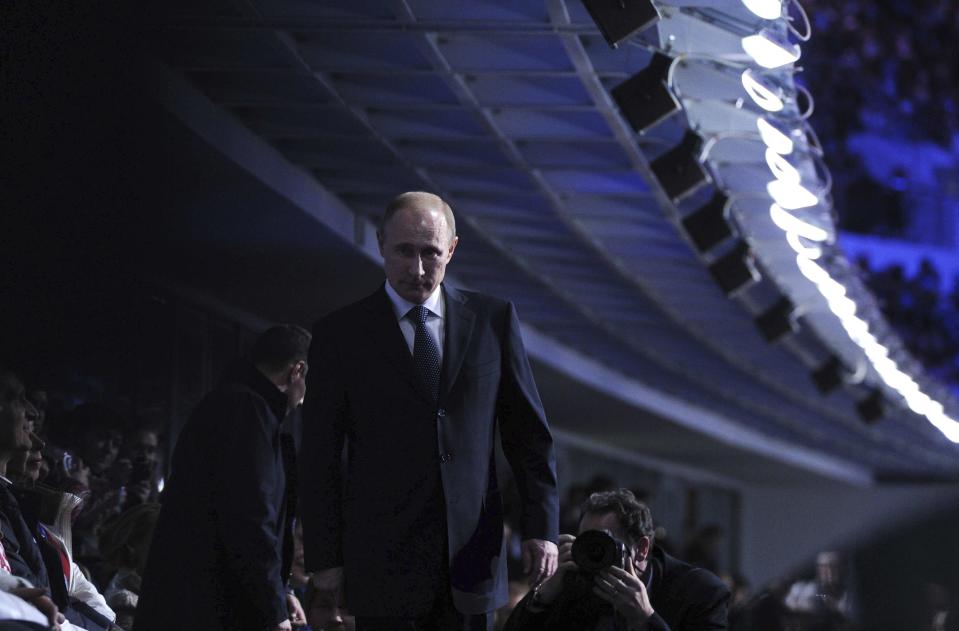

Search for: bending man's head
xmin=579 ymin=489 xmax=656 ymax=568
xmin=251 ymin=324 xmax=312 ymax=411
xmin=377 ymin=191 xmax=459 ymax=305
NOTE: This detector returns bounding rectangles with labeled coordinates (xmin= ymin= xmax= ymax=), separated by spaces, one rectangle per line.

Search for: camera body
xmin=571 ymin=528 xmax=630 ymax=572
xmin=548 ymin=529 xmax=632 ymax=629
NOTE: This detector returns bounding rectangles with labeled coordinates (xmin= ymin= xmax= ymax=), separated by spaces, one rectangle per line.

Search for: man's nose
xmin=410 ymin=255 xmax=425 ymax=276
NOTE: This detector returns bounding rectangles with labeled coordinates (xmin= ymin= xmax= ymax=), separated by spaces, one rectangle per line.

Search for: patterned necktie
xmin=409 ymin=305 xmax=441 ymax=402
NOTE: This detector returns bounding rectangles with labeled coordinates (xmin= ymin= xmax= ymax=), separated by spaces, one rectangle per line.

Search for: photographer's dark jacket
xmin=137 ymin=360 xmax=295 ymax=631
xmin=505 ymin=546 xmax=730 ymax=631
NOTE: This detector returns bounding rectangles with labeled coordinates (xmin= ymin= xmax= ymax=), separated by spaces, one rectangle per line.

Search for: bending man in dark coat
xmin=137 ymin=325 xmax=310 ymax=631
xmin=505 ymin=489 xmax=729 ymax=631
xmin=300 ymin=191 xmax=560 ymax=631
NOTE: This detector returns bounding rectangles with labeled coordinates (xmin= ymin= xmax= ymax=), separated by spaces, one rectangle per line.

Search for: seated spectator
xmin=58 ymin=404 xmax=126 ymax=578
xmin=505 ymin=489 xmax=729 ymax=631
xmin=8 ymin=429 xmax=116 ymax=625
xmin=784 ymin=550 xmax=856 ymax=626
xmin=98 ymin=503 xmax=160 ymax=631
xmin=111 ymin=428 xmax=162 ymax=510
xmin=0 ymin=364 xmax=113 ymax=631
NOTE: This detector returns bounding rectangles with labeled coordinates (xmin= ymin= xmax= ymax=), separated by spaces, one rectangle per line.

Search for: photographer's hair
xmin=580 ymin=488 xmax=655 ymax=549
xmin=380 ymin=191 xmax=457 ymax=243
xmin=251 ymin=324 xmax=312 ymax=374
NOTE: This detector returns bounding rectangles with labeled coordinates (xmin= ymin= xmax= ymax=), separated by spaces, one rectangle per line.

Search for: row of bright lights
xmin=735 ymin=0 xmax=959 ymax=442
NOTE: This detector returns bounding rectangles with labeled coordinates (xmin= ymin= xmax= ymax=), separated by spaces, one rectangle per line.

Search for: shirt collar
xmin=384 ymin=282 xmax=445 ymax=321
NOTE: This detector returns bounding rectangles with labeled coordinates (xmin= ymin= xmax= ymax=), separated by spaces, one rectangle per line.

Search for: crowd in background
xmin=4 ymin=368 xmax=958 ymax=630
xmin=800 ymin=0 xmax=959 ymax=237
xmin=6 ymin=389 xmax=164 ymax=629
xmin=857 ymin=258 xmax=959 ymax=392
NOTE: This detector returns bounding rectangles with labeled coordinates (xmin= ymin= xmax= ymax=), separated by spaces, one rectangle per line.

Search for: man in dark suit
xmin=504 ymin=489 xmax=729 ymax=631
xmin=300 ymin=192 xmax=560 ymax=630
xmin=137 ymin=325 xmax=310 ymax=631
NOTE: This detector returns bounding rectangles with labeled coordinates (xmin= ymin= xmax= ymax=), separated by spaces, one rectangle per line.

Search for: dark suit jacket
xmin=299 ymin=284 xmax=559 ymax=616
xmin=505 ymin=546 xmax=730 ymax=631
xmin=137 ymin=360 xmax=293 ymax=631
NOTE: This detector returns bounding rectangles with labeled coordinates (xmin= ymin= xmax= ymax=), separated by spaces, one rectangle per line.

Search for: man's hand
xmin=9 ymin=587 xmax=64 ymax=630
xmin=527 ymin=533 xmax=577 ymax=610
xmin=593 ymin=566 xmax=656 ymax=629
xmin=287 ymin=592 xmax=307 ymax=628
xmin=522 ymin=538 xmax=558 ymax=586
xmin=308 ymin=567 xmax=346 ymax=629
xmin=271 ymin=620 xmax=292 ymax=631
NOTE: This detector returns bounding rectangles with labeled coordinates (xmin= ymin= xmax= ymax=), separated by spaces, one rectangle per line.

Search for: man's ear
xmin=290 ymin=361 xmax=307 ymax=382
xmin=634 ymin=536 xmax=652 ymax=563
xmin=447 ymin=235 xmax=459 ymax=260
xmin=376 ymin=230 xmax=386 ymax=256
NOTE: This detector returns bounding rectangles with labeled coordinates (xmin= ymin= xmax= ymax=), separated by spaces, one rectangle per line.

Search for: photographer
xmin=504 ymin=489 xmax=729 ymax=631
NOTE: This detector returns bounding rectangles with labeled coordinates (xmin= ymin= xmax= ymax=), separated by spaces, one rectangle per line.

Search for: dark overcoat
xmin=505 ymin=545 xmax=731 ymax=630
xmin=137 ymin=360 xmax=293 ymax=631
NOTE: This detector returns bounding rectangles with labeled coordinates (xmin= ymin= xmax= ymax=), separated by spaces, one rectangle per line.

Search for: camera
xmin=547 ymin=530 xmax=632 ymax=630
xmin=571 ymin=529 xmax=629 ymax=572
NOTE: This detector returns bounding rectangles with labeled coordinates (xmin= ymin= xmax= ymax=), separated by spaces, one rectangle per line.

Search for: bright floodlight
xmin=757 ymin=117 xmax=794 ymax=154
xmin=741 ymin=69 xmax=784 ymax=112
xmin=767 ymin=179 xmax=818 ymax=209
xmin=741 ymin=0 xmax=783 ymax=20
xmin=786 ymin=231 xmax=822 ymax=259
xmin=770 ymin=203 xmax=829 ymax=241
xmin=742 ymin=32 xmax=801 ymax=69
xmin=765 ymin=149 xmax=802 ymax=185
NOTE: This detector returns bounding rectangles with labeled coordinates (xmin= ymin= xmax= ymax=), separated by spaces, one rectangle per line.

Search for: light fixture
xmin=612 ymin=53 xmax=681 ymax=134
xmin=650 ymin=131 xmax=710 ymax=202
xmin=767 ymin=179 xmax=818 ymax=209
xmin=811 ymin=356 xmax=845 ymax=393
xmin=769 ymin=204 xmax=829 ymax=242
xmin=681 ymin=193 xmax=733 ymax=253
xmin=755 ymin=297 xmax=796 ymax=342
xmin=741 ymin=0 xmax=783 ymax=20
xmin=708 ymin=241 xmax=759 ymax=295
xmin=765 ymin=149 xmax=802 ymax=185
xmin=856 ymin=389 xmax=884 ymax=424
xmin=742 ymin=30 xmax=800 ymax=69
xmin=757 ymin=117 xmax=794 ymax=154
xmin=741 ymin=69 xmax=784 ymax=112
xmin=581 ymin=0 xmax=660 ymax=48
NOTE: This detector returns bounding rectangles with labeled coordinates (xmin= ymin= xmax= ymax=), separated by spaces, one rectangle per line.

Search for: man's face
xmin=126 ymin=429 xmax=159 ymax=466
xmin=81 ymin=426 xmax=122 ymax=474
xmin=0 ymin=373 xmax=37 ymax=455
xmin=377 ymin=203 xmax=458 ymax=304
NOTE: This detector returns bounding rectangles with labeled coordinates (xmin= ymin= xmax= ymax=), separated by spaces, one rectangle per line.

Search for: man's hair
xmin=251 ymin=324 xmax=312 ymax=373
xmin=580 ymin=489 xmax=655 ymax=549
xmin=380 ymin=191 xmax=457 ymax=242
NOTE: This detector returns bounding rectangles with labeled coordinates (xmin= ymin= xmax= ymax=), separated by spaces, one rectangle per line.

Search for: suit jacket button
xmin=440 ymin=453 xmax=452 ymax=464
xmin=437 ymin=408 xmax=447 ymax=419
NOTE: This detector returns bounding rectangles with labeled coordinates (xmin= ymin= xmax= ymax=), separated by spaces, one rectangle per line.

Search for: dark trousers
xmin=356 ymin=587 xmax=492 ymax=631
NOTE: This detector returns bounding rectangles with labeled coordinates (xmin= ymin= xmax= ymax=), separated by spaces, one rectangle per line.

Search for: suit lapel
xmin=361 ymin=286 xmax=426 ymax=401
xmin=441 ymin=284 xmax=476 ymax=403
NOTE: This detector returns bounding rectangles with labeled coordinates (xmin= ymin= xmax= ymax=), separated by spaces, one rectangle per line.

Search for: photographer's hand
xmin=593 ymin=566 xmax=655 ymax=630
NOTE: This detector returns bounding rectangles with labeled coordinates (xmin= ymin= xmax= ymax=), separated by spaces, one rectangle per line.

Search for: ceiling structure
xmin=145 ymin=0 xmax=959 ymax=486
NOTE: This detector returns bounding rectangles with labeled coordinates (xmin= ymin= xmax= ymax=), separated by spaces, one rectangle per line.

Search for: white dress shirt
xmin=384 ymin=282 xmax=446 ymax=365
